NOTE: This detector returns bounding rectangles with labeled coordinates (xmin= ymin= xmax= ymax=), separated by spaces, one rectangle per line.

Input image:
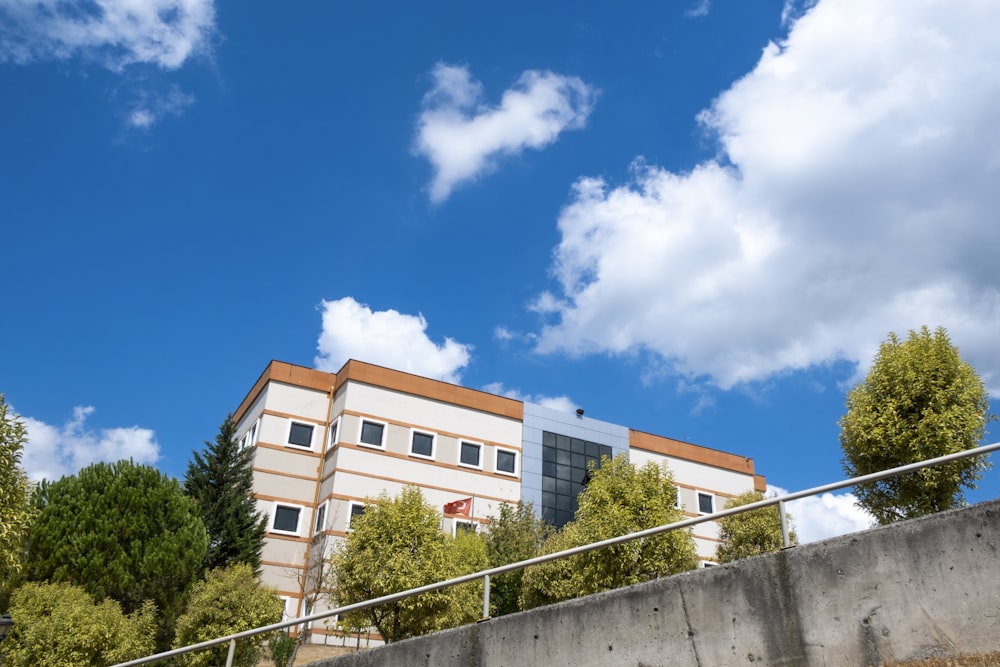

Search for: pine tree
xmin=184 ymin=415 xmax=267 ymax=575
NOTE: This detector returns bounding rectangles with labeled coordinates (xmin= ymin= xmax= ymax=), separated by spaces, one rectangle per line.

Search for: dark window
xmin=328 ymin=420 xmax=339 ymax=447
xmin=496 ymin=450 xmax=517 ymax=474
xmin=411 ymin=431 xmax=434 ymax=457
xmin=288 ymin=422 xmax=314 ymax=448
xmin=273 ymin=505 xmax=300 ymax=533
xmin=349 ymin=504 xmax=366 ymax=528
xmin=314 ymin=504 xmax=327 ymax=533
xmin=360 ymin=421 xmax=384 ymax=447
xmin=460 ymin=442 xmax=481 ymax=467
xmin=455 ymin=521 xmax=476 ymax=534
xmin=698 ymin=492 xmax=714 ymax=514
xmin=541 ymin=431 xmax=616 ymax=528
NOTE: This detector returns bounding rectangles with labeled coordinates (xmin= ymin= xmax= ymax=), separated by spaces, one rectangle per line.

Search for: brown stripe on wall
xmin=630 ymin=429 xmax=757 ymax=476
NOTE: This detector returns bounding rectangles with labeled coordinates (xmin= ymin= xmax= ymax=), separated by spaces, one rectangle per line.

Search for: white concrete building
xmin=232 ymin=359 xmax=765 ymax=639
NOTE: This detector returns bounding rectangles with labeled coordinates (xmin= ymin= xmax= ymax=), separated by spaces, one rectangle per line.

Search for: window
xmin=459 ymin=441 xmax=481 ymax=468
xmin=541 ymin=431 xmax=613 ymax=527
xmin=454 ymin=520 xmax=477 ymax=535
xmin=358 ymin=420 xmax=385 ymax=448
xmin=287 ymin=421 xmax=314 ymax=449
xmin=410 ymin=430 xmax=435 ymax=459
xmin=239 ymin=418 xmax=259 ymax=450
xmin=697 ymin=492 xmax=715 ymax=515
xmin=327 ymin=418 xmax=340 ymax=448
xmin=314 ymin=502 xmax=327 ymax=534
xmin=496 ymin=448 xmax=518 ymax=476
xmin=348 ymin=503 xmax=367 ymax=529
xmin=271 ymin=504 xmax=302 ymax=535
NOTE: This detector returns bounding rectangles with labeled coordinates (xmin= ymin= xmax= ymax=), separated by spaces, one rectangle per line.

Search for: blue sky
xmin=3 ymin=0 xmax=998 ymax=542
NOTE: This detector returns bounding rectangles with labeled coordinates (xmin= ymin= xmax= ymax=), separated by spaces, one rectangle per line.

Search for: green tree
xmin=4 ymin=581 xmax=155 ymax=667
xmin=172 ymin=562 xmax=285 ymax=667
xmin=840 ymin=326 xmax=994 ymax=525
xmin=0 ymin=394 xmax=33 ymax=606
xmin=520 ymin=455 xmax=698 ymax=609
xmin=483 ymin=501 xmax=551 ymax=616
xmin=25 ymin=460 xmax=208 ymax=648
xmin=184 ymin=414 xmax=267 ymax=575
xmin=328 ymin=486 xmax=486 ymax=643
xmin=715 ymin=491 xmax=796 ymax=563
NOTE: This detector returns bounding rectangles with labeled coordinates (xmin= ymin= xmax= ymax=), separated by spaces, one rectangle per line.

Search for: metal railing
xmin=113 ymin=441 xmax=999 ymax=667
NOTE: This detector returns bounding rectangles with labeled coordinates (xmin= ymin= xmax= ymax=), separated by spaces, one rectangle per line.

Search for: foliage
xmin=840 ymin=326 xmax=994 ymax=524
xmin=3 ymin=581 xmax=155 ymax=667
xmin=715 ymin=491 xmax=796 ymax=563
xmin=268 ymin=632 xmax=297 ymax=667
xmin=184 ymin=414 xmax=267 ymax=575
xmin=0 ymin=394 xmax=33 ymax=606
xmin=328 ymin=486 xmax=487 ymax=643
xmin=520 ymin=455 xmax=698 ymax=609
xmin=483 ymin=501 xmax=551 ymax=616
xmin=172 ymin=562 xmax=285 ymax=667
xmin=25 ymin=460 xmax=208 ymax=648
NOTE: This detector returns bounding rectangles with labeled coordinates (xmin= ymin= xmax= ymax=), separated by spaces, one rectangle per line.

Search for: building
xmin=232 ymin=359 xmax=766 ymax=637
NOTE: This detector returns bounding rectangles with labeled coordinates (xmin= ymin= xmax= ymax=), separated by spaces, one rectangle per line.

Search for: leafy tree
xmin=172 ymin=562 xmax=285 ymax=667
xmin=329 ymin=486 xmax=487 ymax=643
xmin=715 ymin=491 xmax=796 ymax=563
xmin=4 ymin=581 xmax=155 ymax=667
xmin=840 ymin=326 xmax=994 ymax=524
xmin=184 ymin=414 xmax=267 ymax=575
xmin=25 ymin=460 xmax=208 ymax=648
xmin=520 ymin=455 xmax=698 ymax=609
xmin=483 ymin=501 xmax=551 ymax=616
xmin=0 ymin=394 xmax=33 ymax=606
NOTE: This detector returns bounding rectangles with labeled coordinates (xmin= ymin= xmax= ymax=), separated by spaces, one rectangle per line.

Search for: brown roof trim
xmin=754 ymin=474 xmax=767 ymax=492
xmin=629 ymin=429 xmax=757 ymax=476
xmin=234 ymin=359 xmax=523 ymax=424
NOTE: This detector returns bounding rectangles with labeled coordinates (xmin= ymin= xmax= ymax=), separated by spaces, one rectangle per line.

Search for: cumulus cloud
xmin=20 ymin=406 xmax=160 ymax=482
xmin=126 ymin=85 xmax=195 ymax=128
xmin=315 ymin=297 xmax=472 ymax=383
xmin=686 ymin=0 xmax=711 ymax=18
xmin=414 ymin=63 xmax=598 ymax=202
xmin=769 ymin=485 xmax=873 ymax=544
xmin=481 ymin=382 xmax=578 ymax=413
xmin=533 ymin=0 xmax=1000 ymax=394
xmin=0 ymin=0 xmax=216 ymax=70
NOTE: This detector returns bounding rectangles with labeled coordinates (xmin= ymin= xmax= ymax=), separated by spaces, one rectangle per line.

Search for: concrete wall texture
xmin=312 ymin=499 xmax=1000 ymax=667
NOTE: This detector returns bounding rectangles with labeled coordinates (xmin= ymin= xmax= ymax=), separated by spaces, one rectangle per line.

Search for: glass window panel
xmin=600 ymin=445 xmax=613 ymax=460
xmin=698 ymin=493 xmax=714 ymax=514
xmin=542 ymin=446 xmax=556 ymax=463
xmin=542 ymin=461 xmax=556 ymax=477
xmin=555 ymin=510 xmax=573 ymax=527
xmin=542 ymin=491 xmax=555 ymax=509
xmin=556 ymin=464 xmax=572 ymax=480
xmin=586 ymin=441 xmax=599 ymax=457
xmin=288 ymin=422 xmax=313 ymax=448
xmin=556 ymin=449 xmax=571 ymax=466
xmin=556 ymin=494 xmax=571 ymax=511
xmin=460 ymin=442 xmax=481 ymax=466
xmin=411 ymin=431 xmax=434 ymax=457
xmin=556 ymin=479 xmax=572 ymax=496
xmin=556 ymin=434 xmax=571 ymax=451
xmin=572 ymin=453 xmax=586 ymax=469
xmin=542 ymin=431 xmax=556 ymax=447
xmin=571 ymin=438 xmax=586 ymax=454
xmin=273 ymin=506 xmax=300 ymax=533
xmin=350 ymin=504 xmax=366 ymax=528
xmin=497 ymin=450 xmax=516 ymax=474
xmin=360 ymin=421 xmax=384 ymax=446
xmin=542 ymin=476 xmax=555 ymax=492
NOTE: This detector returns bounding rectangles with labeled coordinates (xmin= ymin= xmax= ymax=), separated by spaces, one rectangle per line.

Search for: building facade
xmin=232 ymin=359 xmax=766 ymax=636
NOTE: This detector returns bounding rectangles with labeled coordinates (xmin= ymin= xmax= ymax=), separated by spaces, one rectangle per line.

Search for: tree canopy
xmin=482 ymin=501 xmax=551 ymax=616
xmin=328 ymin=486 xmax=487 ymax=643
xmin=715 ymin=490 xmax=795 ymax=563
xmin=184 ymin=414 xmax=267 ymax=575
xmin=840 ymin=326 xmax=994 ymax=524
xmin=25 ymin=460 xmax=208 ymax=647
xmin=520 ymin=455 xmax=697 ymax=609
xmin=172 ymin=562 xmax=285 ymax=667
xmin=0 ymin=394 xmax=32 ymax=604
xmin=4 ymin=581 xmax=156 ymax=667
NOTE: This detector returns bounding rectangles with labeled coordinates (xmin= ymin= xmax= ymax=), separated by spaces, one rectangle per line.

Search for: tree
xmin=25 ymin=460 xmax=208 ymax=648
xmin=0 ymin=394 xmax=32 ymax=606
xmin=4 ymin=581 xmax=155 ymax=667
xmin=184 ymin=414 xmax=267 ymax=575
xmin=520 ymin=455 xmax=698 ymax=609
xmin=482 ymin=501 xmax=551 ymax=616
xmin=840 ymin=326 xmax=994 ymax=524
xmin=715 ymin=491 xmax=796 ymax=563
xmin=328 ymin=486 xmax=487 ymax=643
xmin=172 ymin=562 xmax=285 ymax=667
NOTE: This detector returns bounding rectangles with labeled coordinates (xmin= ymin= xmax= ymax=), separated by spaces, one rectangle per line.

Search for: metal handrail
xmin=113 ymin=441 xmax=999 ymax=667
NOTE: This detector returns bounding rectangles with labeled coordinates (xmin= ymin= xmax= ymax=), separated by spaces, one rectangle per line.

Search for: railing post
xmin=225 ymin=639 xmax=236 ymax=667
xmin=482 ymin=573 xmax=491 ymax=620
xmin=779 ymin=500 xmax=790 ymax=548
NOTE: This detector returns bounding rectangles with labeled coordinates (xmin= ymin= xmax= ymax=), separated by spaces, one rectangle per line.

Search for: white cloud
xmin=20 ymin=406 xmax=160 ymax=482
xmin=481 ymin=382 xmax=578 ymax=413
xmin=315 ymin=297 xmax=472 ymax=383
xmin=0 ymin=0 xmax=216 ymax=70
xmin=533 ymin=0 xmax=1000 ymax=394
xmin=126 ymin=85 xmax=195 ymax=128
xmin=414 ymin=63 xmax=598 ymax=203
xmin=769 ymin=485 xmax=873 ymax=544
xmin=686 ymin=0 xmax=711 ymax=18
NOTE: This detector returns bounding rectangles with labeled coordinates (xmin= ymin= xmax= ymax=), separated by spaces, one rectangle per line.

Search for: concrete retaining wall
xmin=312 ymin=499 xmax=1000 ymax=666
